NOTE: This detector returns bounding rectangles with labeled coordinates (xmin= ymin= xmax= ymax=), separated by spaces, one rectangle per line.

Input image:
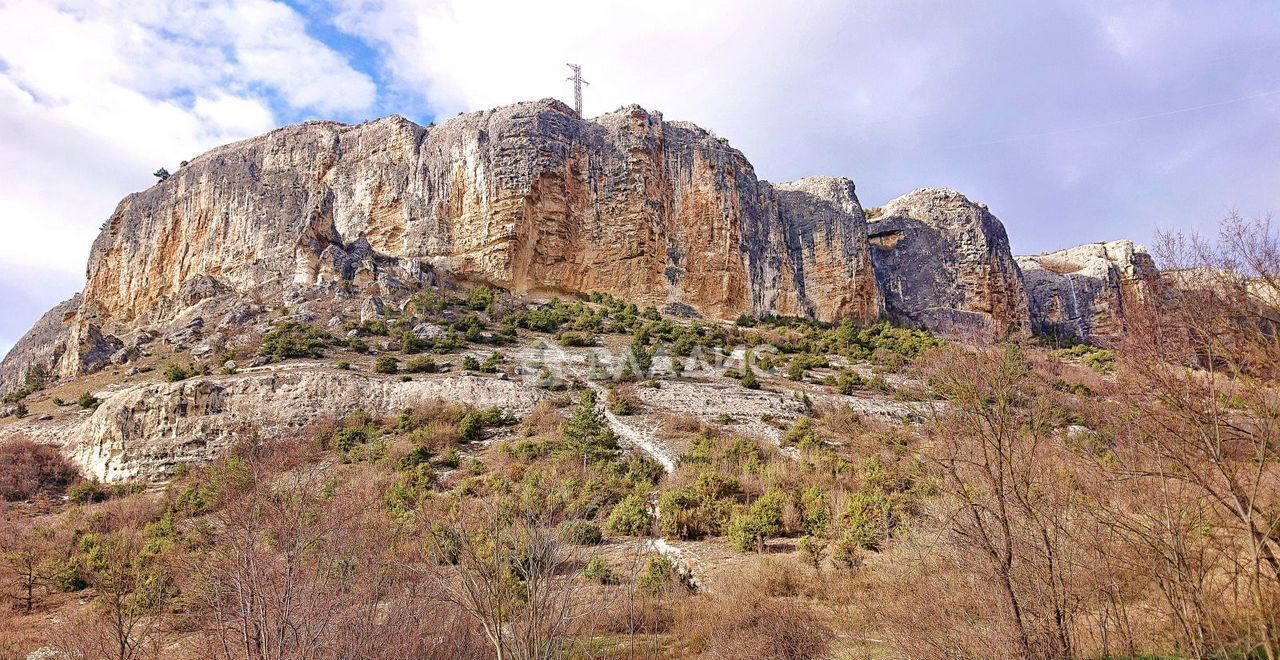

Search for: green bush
xmin=637 ymin=556 xmax=682 ymax=596
xmin=457 ymin=406 xmax=511 ymax=444
xmin=164 ymin=364 xmax=192 ymax=382
xmin=334 ymin=416 xmax=380 ymax=453
xmin=840 ymin=489 xmax=895 ymax=552
xmin=480 ymin=352 xmax=504 ymax=373
xmin=458 ymin=414 xmax=483 ymax=443
xmin=374 ymin=356 xmax=399 ymax=374
xmin=346 ymin=337 xmax=370 ymax=353
xmin=659 ymin=473 xmax=738 ymax=540
xmin=628 ymin=337 xmax=653 ymax=376
xmin=836 ymin=369 xmax=865 ymax=395
xmin=607 ymin=389 xmax=635 ymax=415
xmin=13 ymin=402 xmax=28 ymax=418
xmin=68 ymin=480 xmax=110 ymax=504
xmin=582 ymin=556 xmax=621 ymax=585
xmin=466 ymin=285 xmax=495 ymax=311
xmin=386 ymin=464 xmax=437 ymax=513
xmin=399 ymin=446 xmax=432 ymax=470
xmin=77 ymin=391 xmax=101 ymax=409
xmin=361 ymin=319 xmax=389 ymax=336
xmin=728 ymin=487 xmax=785 ymax=552
xmin=558 ymin=520 xmax=604 ymax=545
xmin=740 ymin=363 xmax=760 ymax=389
xmin=401 ymin=331 xmax=429 ymax=354
xmin=258 ymin=322 xmax=330 ymax=360
xmin=558 ymin=331 xmax=595 ymax=347
xmin=404 ymin=356 xmax=439 ymax=373
xmin=561 ymin=392 xmax=619 ymax=462
xmin=800 ymin=486 xmax=830 ymax=535
xmin=782 ymin=417 xmax=823 ymax=451
xmin=606 ymin=494 xmax=652 ymax=536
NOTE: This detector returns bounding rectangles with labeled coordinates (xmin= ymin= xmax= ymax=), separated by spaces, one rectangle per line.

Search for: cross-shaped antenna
xmin=565 ymin=63 xmax=588 ymax=116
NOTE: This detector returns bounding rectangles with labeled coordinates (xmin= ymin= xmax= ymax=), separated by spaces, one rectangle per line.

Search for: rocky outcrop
xmin=866 ymin=188 xmax=1030 ymax=339
xmin=4 ymin=98 xmax=1170 ymax=393
xmin=1016 ymin=240 xmax=1157 ymax=344
xmin=0 ymin=294 xmax=81 ymax=394
xmin=56 ymin=100 xmax=881 ymax=381
xmin=63 ymin=369 xmax=551 ymax=483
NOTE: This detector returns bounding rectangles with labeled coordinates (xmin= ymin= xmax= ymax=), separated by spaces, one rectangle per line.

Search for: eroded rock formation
xmin=68 ymin=370 xmax=550 ymax=483
xmin=1 ymin=98 xmax=1164 ymax=399
xmin=866 ymin=188 xmax=1031 ymax=339
xmin=54 ymin=100 xmax=882 ymax=380
xmin=0 ymin=294 xmax=80 ymax=394
xmin=1016 ymin=240 xmax=1157 ymax=344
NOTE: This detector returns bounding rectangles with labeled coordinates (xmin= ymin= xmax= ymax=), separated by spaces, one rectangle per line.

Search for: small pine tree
xmin=740 ymin=362 xmax=760 ymax=389
xmin=562 ymin=391 xmax=619 ymax=461
xmin=728 ymin=488 xmax=786 ymax=552
xmin=606 ymin=494 xmax=653 ymax=536
xmin=628 ymin=337 xmax=652 ymax=376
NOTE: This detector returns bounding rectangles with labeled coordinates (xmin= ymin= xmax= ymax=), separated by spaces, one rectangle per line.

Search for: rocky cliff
xmin=1016 ymin=240 xmax=1157 ymax=344
xmin=866 ymin=188 xmax=1031 ymax=339
xmin=0 ymin=294 xmax=80 ymax=394
xmin=1 ymin=99 xmax=1165 ymax=397
xmin=58 ymin=100 xmax=881 ymax=380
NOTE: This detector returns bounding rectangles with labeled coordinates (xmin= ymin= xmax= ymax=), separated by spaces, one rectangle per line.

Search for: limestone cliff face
xmin=59 ymin=100 xmax=880 ymax=378
xmin=866 ymin=188 xmax=1030 ymax=339
xmin=1016 ymin=240 xmax=1157 ymax=344
xmin=0 ymin=294 xmax=80 ymax=393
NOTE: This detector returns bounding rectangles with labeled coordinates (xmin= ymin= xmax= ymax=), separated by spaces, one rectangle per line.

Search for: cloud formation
xmin=333 ymin=0 xmax=1280 ymax=252
xmin=0 ymin=0 xmax=377 ymax=355
xmin=1 ymin=0 xmax=1278 ymax=358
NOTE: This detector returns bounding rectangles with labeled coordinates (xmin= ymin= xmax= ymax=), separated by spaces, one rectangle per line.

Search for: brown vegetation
xmin=0 ymin=438 xmax=78 ymax=502
xmin=1 ymin=213 xmax=1277 ymax=658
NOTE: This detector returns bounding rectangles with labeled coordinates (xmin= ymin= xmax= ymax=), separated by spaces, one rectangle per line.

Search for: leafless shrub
xmin=0 ymin=439 xmax=78 ymax=501
xmin=671 ymin=567 xmax=833 ymax=660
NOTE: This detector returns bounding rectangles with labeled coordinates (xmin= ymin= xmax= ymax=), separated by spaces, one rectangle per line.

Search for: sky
xmin=1 ymin=0 xmax=1278 ymax=358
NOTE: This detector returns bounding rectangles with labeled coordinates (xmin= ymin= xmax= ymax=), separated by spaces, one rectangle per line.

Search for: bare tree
xmin=1109 ymin=212 xmax=1280 ymax=657
xmin=0 ymin=519 xmax=52 ymax=613
xmin=917 ymin=344 xmax=1081 ymax=658
xmin=51 ymin=529 xmax=173 ymax=660
xmin=192 ymin=458 xmax=365 ymax=660
xmin=424 ymin=500 xmax=583 ymax=660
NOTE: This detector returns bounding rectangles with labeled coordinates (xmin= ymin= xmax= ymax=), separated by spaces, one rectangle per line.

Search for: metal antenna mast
xmin=565 ymin=63 xmax=588 ymax=116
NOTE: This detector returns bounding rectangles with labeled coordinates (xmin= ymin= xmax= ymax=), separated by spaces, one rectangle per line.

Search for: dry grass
xmin=521 ymin=400 xmax=565 ymax=436
xmin=657 ymin=412 xmax=703 ymax=437
xmin=671 ymin=558 xmax=835 ymax=660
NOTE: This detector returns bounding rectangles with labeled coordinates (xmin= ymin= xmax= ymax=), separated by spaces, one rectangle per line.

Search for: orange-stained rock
xmin=52 ymin=100 xmax=881 ymax=377
xmin=1016 ymin=240 xmax=1158 ymax=344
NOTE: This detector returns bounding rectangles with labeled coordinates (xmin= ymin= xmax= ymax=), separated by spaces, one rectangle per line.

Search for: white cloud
xmin=331 ymin=0 xmax=956 ymax=181
xmin=0 ymin=0 xmax=377 ymax=354
xmin=330 ymin=0 xmax=1280 ymax=252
